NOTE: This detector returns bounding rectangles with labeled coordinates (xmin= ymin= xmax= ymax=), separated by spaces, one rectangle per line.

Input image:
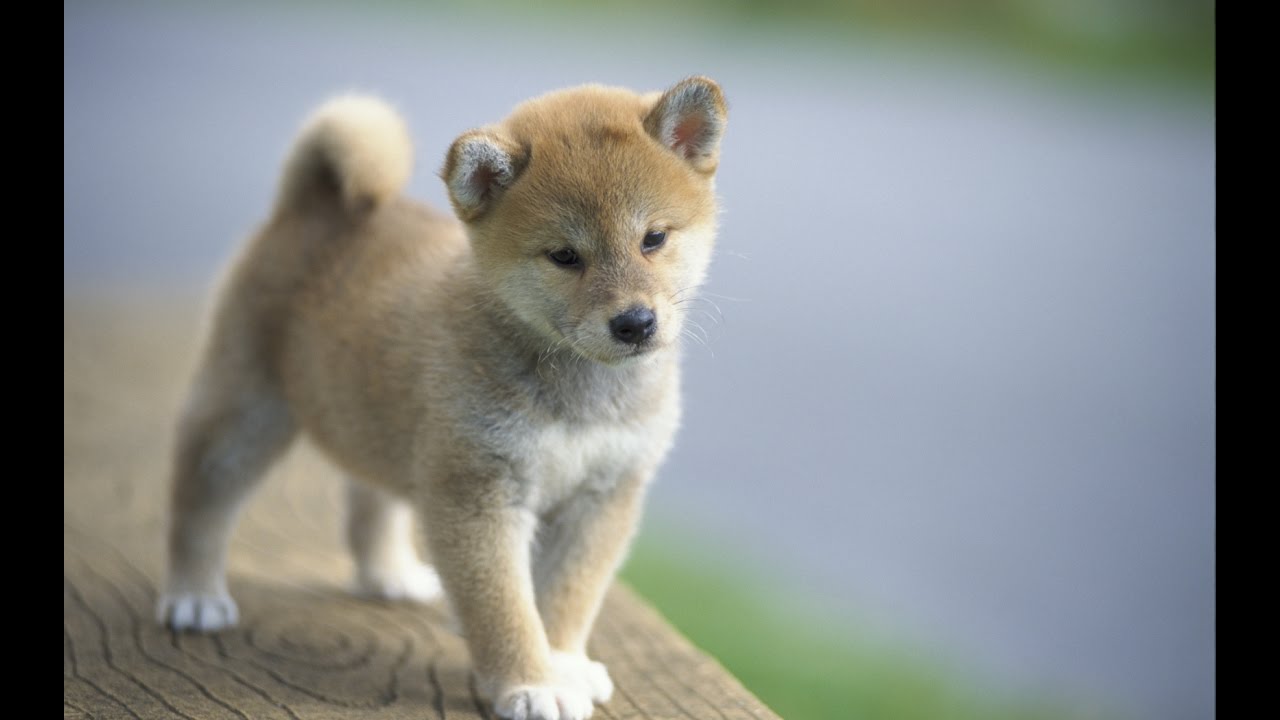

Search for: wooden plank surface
xmin=64 ymin=291 xmax=782 ymax=720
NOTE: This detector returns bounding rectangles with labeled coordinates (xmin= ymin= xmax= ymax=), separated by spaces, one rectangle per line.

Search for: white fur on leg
xmin=354 ymin=560 xmax=444 ymax=602
xmin=346 ymin=479 xmax=443 ymax=603
xmin=157 ymin=591 xmax=239 ymax=632
xmin=550 ymin=651 xmax=613 ymax=704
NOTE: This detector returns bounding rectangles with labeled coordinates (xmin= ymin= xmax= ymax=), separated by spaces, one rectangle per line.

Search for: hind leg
xmin=158 ymin=363 xmax=296 ymax=632
xmin=346 ymin=479 xmax=442 ymax=602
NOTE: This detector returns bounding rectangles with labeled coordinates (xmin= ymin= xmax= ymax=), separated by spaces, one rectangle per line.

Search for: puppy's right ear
xmin=442 ymin=130 xmax=527 ymax=221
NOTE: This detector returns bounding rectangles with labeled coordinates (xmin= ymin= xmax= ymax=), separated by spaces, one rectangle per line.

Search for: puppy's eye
xmin=642 ymin=230 xmax=667 ymax=252
xmin=548 ymin=248 xmax=581 ymax=267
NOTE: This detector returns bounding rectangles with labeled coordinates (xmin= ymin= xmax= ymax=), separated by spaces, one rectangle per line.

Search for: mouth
xmin=621 ymin=339 xmax=658 ymax=358
xmin=584 ymin=336 xmax=662 ymax=366
xmin=592 ymin=337 xmax=659 ymax=366
xmin=551 ymin=323 xmax=664 ymax=367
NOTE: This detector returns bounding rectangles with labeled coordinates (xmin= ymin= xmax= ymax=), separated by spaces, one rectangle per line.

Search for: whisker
xmin=668 ymin=286 xmax=703 ymax=304
xmin=687 ymin=319 xmax=711 ymax=345
xmin=672 ymin=297 xmax=723 ymax=327
xmin=679 ymin=327 xmax=706 ymax=347
xmin=701 ymin=291 xmax=750 ymax=303
xmin=679 ymin=326 xmax=715 ymax=358
xmin=695 ymin=296 xmax=725 ymax=319
xmin=689 ymin=307 xmax=722 ymax=327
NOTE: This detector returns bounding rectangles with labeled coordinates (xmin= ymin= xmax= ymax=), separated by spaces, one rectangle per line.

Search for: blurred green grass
xmin=235 ymin=0 xmax=1215 ymax=94
xmin=257 ymin=0 xmax=1213 ymax=96
xmin=404 ymin=0 xmax=1213 ymax=93
xmin=621 ymin=521 xmax=1118 ymax=720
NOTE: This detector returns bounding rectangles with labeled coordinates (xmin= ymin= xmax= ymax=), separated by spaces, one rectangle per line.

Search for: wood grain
xmin=64 ymin=291 xmax=782 ymax=720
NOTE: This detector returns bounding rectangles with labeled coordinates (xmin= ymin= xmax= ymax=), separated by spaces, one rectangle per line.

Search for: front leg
xmin=533 ymin=471 xmax=650 ymax=704
xmin=422 ymin=495 xmax=593 ymax=720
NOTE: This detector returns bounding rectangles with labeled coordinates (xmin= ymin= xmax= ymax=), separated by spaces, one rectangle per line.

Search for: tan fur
xmin=159 ymin=78 xmax=727 ymax=720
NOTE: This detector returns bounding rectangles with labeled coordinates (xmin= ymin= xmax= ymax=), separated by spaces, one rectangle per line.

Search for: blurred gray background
xmin=65 ymin=1 xmax=1214 ymax=718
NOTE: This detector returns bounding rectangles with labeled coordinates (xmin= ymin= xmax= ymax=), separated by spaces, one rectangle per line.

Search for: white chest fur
xmin=519 ymin=401 xmax=678 ymax=514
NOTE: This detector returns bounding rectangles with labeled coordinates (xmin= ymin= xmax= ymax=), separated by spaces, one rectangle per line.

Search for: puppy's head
xmin=443 ymin=77 xmax=727 ymax=365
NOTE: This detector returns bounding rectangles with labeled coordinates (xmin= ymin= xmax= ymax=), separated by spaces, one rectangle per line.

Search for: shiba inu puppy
xmin=157 ymin=77 xmax=727 ymax=720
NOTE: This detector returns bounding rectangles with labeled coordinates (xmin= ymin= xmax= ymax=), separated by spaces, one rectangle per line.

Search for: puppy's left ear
xmin=644 ymin=76 xmax=727 ymax=174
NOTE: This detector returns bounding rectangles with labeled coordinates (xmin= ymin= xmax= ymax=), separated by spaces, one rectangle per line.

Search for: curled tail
xmin=275 ymin=95 xmax=413 ymax=217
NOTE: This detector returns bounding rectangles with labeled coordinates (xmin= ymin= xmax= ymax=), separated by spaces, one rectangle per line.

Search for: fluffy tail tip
xmin=277 ymin=94 xmax=413 ymax=216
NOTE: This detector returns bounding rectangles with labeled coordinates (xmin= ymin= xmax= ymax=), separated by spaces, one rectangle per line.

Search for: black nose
xmin=609 ymin=307 xmax=657 ymax=345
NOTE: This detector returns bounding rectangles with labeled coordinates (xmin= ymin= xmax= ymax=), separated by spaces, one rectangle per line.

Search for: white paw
xmin=354 ymin=562 xmax=443 ymax=603
xmin=157 ymin=592 xmax=239 ymax=632
xmin=494 ymin=684 xmax=593 ymax=720
xmin=550 ymin=651 xmax=613 ymax=704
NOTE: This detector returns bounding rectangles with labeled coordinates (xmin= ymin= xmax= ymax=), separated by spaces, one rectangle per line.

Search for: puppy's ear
xmin=644 ymin=76 xmax=727 ymax=174
xmin=442 ymin=130 xmax=527 ymax=221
